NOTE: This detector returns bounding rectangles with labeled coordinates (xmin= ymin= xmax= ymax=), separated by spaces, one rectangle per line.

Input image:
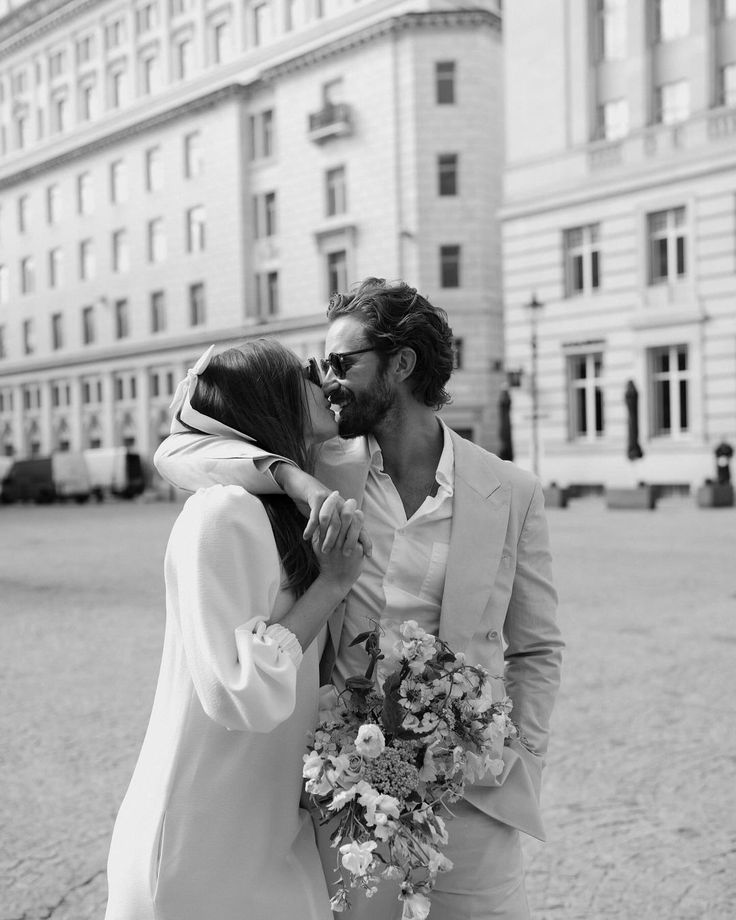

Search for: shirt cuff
xmin=261 ymin=623 xmax=303 ymax=668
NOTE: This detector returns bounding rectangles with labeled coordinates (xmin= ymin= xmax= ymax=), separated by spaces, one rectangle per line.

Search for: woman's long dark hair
xmin=188 ymin=339 xmax=319 ymax=597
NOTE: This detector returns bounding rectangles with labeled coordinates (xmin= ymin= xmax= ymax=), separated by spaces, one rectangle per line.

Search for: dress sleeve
xmin=164 ymin=485 xmax=302 ymax=732
xmin=154 ymin=431 xmax=293 ymax=494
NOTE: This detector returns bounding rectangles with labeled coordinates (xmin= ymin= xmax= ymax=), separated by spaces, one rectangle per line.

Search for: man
xmin=155 ymin=278 xmax=563 ymax=920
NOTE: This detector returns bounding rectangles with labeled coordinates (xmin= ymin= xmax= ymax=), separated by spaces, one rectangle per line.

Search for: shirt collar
xmin=366 ymin=420 xmax=455 ymax=495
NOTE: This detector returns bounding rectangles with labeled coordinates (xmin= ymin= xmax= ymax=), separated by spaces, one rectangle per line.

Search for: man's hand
xmin=272 ymin=463 xmax=372 ymax=557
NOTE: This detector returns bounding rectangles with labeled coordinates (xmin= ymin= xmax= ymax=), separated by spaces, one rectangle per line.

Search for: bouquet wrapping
xmin=302 ymin=620 xmax=519 ymax=919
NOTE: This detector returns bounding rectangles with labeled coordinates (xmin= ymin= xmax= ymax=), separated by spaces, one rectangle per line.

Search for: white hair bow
xmin=168 ymin=344 xmax=254 ymax=442
xmin=169 ymin=344 xmax=216 ymax=416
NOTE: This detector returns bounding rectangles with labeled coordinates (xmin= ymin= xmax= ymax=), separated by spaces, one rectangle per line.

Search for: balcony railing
xmin=307 ymin=103 xmax=352 ymax=143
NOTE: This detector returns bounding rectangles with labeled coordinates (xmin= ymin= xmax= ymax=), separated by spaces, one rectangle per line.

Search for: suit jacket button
xmin=487 ymin=630 xmax=499 ymax=640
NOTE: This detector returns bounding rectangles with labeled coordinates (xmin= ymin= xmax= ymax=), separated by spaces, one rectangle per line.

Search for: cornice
xmin=0 ymin=0 xmax=103 ymax=56
xmin=259 ymin=9 xmax=501 ymax=83
xmin=0 ymin=313 xmax=326 ymax=380
xmin=0 ymin=82 xmax=249 ymax=192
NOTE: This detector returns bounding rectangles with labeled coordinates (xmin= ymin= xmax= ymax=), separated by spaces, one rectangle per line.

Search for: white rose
xmin=339 ymin=840 xmax=377 ymax=876
xmin=355 ymin=723 xmax=386 ymax=759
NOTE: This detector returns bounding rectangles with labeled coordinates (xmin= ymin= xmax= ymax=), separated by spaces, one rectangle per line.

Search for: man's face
xmin=322 ymin=316 xmax=396 ymax=439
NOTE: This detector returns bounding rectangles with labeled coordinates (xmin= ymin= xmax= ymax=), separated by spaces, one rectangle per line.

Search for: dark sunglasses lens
xmin=303 ymin=359 xmax=322 ymax=386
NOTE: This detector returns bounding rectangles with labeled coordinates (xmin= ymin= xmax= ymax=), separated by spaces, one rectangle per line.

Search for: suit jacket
xmin=154 ymin=428 xmax=563 ymax=841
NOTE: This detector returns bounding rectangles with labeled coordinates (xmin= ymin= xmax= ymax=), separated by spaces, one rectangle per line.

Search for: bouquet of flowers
xmin=302 ymin=620 xmax=519 ymax=919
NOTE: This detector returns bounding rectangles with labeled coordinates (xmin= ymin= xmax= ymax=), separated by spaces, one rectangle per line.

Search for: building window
xmin=256 ymin=271 xmax=279 ymax=318
xmin=151 ymin=290 xmax=166 ymax=332
xmin=253 ymin=3 xmax=272 ymax=46
xmin=437 ymin=154 xmax=458 ymax=196
xmin=264 ymin=192 xmax=277 ymax=237
xmin=49 ymin=49 xmax=67 ymax=79
xmin=568 ymin=353 xmax=604 ymax=439
xmin=249 ymin=109 xmax=274 ymax=159
xmin=184 ymin=131 xmax=202 ymax=177
xmin=79 ymin=240 xmax=95 ymax=280
xmin=148 ymin=219 xmax=166 ymax=262
xmin=51 ymin=312 xmax=64 ymax=350
xmin=654 ymin=80 xmax=690 ymax=124
xmin=0 ymin=265 xmax=8 ymax=303
xmin=114 ymin=299 xmax=129 ymax=339
xmin=17 ymin=195 xmax=28 ymax=233
xmin=170 ymin=0 xmax=193 ymax=16
xmin=112 ymin=230 xmax=129 ymax=272
xmin=49 ymin=248 xmax=63 ymax=288
xmin=51 ymin=94 xmax=68 ymax=133
xmin=439 ymin=245 xmax=461 ymax=288
xmin=652 ymin=0 xmax=689 ymax=42
xmin=20 ymin=256 xmax=35 ymax=294
xmin=108 ymin=67 xmax=126 ymax=109
xmin=174 ymin=35 xmax=194 ymax=81
xmin=82 ymin=305 xmax=95 ymax=345
xmin=145 ymin=146 xmax=163 ymax=191
xmin=436 ymin=61 xmax=456 ymax=105
xmin=77 ymin=34 xmax=94 ymax=64
xmin=327 ymin=250 xmax=347 ymax=295
xmin=326 ymin=166 xmax=347 ymax=216
xmin=212 ymin=19 xmax=231 ymax=63
xmin=648 ymin=206 xmax=686 ymax=283
xmin=109 ymin=160 xmax=127 ymax=203
xmin=46 ymin=184 xmax=61 ymax=224
xmin=78 ymin=172 xmax=94 ymax=214
xmin=597 ymin=98 xmax=629 ymax=140
xmin=594 ymin=0 xmax=626 ymax=61
xmin=452 ymin=337 xmax=464 ymax=370
xmin=105 ymin=18 xmax=125 ymax=50
xmin=23 ymin=319 xmax=35 ymax=355
xmin=79 ymin=81 xmax=96 ymax=122
xmin=189 ymin=282 xmax=205 ymax=325
xmin=136 ymin=2 xmax=158 ymax=35
xmin=649 ymin=344 xmax=689 ymax=437
xmin=717 ymin=63 xmax=736 ymax=107
xmin=564 ymin=224 xmax=601 ymax=295
xmin=186 ymin=206 xmax=206 ymax=252
xmin=140 ymin=52 xmax=161 ymax=96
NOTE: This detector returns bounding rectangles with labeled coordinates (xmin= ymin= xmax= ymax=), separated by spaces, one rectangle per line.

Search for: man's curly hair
xmin=326 ymin=277 xmax=454 ymax=409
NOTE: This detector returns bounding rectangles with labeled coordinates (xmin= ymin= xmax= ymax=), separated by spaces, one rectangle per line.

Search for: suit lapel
xmin=439 ymin=433 xmax=510 ymax=652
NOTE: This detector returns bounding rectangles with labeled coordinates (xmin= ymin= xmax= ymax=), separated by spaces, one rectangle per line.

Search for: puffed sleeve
xmin=164 ymin=484 xmax=301 ymax=732
xmin=154 ymin=431 xmax=292 ymax=494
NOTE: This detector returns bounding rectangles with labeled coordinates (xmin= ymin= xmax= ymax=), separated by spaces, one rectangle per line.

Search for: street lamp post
xmin=526 ymin=294 xmax=544 ymax=477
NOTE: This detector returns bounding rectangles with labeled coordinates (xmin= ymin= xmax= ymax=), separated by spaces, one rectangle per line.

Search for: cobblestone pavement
xmin=1 ymin=496 xmax=735 ymax=920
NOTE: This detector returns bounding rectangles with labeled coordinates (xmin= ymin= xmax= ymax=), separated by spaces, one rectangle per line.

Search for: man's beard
xmin=333 ymin=371 xmax=395 ymax=439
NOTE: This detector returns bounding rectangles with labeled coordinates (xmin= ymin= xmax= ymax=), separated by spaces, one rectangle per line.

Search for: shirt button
xmin=487 ymin=630 xmax=499 ymax=640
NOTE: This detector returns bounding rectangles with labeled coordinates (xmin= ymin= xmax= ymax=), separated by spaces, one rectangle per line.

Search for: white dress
xmin=105 ymin=485 xmax=332 ymax=920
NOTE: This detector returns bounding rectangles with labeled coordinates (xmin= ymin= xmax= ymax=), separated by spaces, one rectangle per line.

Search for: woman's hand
xmin=312 ymin=500 xmax=365 ymax=591
xmin=272 ymin=464 xmax=372 ymax=557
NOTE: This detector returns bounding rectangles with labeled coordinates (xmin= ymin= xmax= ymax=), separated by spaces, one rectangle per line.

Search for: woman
xmin=105 ymin=340 xmax=365 ymax=920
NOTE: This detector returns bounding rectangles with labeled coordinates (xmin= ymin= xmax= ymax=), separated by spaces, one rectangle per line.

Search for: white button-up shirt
xmin=333 ymin=421 xmax=455 ymax=692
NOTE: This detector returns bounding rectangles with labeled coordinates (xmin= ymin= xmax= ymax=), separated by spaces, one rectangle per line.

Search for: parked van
xmin=51 ymin=452 xmax=91 ymax=503
xmin=0 ymin=458 xmax=56 ymax=504
xmin=82 ymin=448 xmax=145 ymax=500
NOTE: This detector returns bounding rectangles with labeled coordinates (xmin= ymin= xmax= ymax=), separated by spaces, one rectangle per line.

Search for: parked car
xmin=82 ymin=448 xmax=145 ymax=500
xmin=0 ymin=458 xmax=56 ymax=504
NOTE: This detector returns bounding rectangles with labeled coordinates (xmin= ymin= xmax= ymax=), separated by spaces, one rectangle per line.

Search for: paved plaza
xmin=1 ymin=495 xmax=735 ymax=920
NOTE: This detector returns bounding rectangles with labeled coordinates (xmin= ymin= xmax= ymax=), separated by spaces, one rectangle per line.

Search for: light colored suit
xmin=154 ymin=428 xmax=563 ymax=844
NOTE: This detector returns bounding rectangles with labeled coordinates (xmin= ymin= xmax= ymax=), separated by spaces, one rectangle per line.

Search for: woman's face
xmin=303 ymin=379 xmax=339 ymax=445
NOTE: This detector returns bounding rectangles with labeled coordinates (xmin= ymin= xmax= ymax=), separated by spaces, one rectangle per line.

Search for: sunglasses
xmin=302 ymin=357 xmax=325 ymax=387
xmin=319 ymin=347 xmax=377 ymax=379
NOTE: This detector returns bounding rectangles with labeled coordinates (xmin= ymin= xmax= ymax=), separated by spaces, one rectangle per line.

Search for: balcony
xmin=307 ymin=103 xmax=352 ymax=144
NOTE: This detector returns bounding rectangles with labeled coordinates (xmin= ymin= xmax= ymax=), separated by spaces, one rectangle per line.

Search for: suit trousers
xmin=314 ymin=798 xmax=530 ymax=920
